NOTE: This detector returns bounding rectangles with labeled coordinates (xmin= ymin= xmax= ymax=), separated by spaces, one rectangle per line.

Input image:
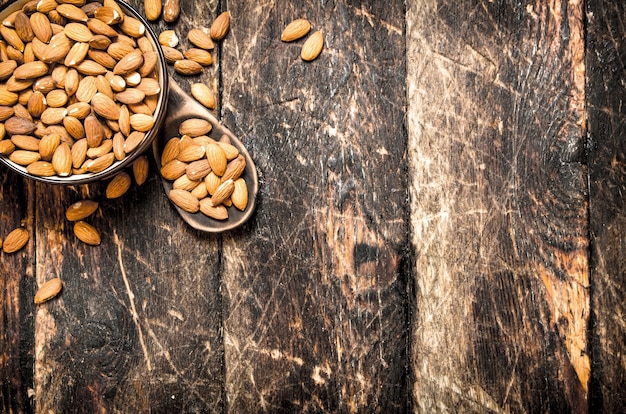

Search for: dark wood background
xmin=1 ymin=0 xmax=625 ymax=412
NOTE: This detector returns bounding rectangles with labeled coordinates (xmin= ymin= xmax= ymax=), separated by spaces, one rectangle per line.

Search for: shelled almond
xmin=0 ymin=0 xmax=162 ymax=179
xmin=161 ymin=118 xmax=249 ymax=220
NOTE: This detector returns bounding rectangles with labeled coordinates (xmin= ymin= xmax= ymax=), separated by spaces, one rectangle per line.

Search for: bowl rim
xmin=0 ymin=0 xmax=169 ymax=185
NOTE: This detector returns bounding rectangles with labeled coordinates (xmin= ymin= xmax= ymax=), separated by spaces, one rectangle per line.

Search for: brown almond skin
xmin=2 ymin=227 xmax=29 ymax=253
xmin=34 ymin=278 xmax=63 ymax=304
xmin=281 ymin=18 xmax=311 ymax=42
xmin=169 ymin=188 xmax=200 ymax=213
xmin=73 ymin=221 xmax=101 ymax=245
xmin=210 ymin=11 xmax=230 ymax=40
xmin=301 ymin=31 xmax=324 ymax=61
xmin=65 ymin=200 xmax=99 ymax=221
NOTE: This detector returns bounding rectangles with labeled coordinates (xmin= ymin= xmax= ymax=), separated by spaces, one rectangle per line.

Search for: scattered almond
xmin=210 ymin=11 xmax=230 ymax=40
xmin=132 ymin=155 xmax=149 ymax=185
xmin=282 ymin=18 xmax=311 ymax=42
xmin=163 ymin=0 xmax=180 ymax=23
xmin=106 ymin=172 xmax=131 ymax=198
xmin=2 ymin=227 xmax=29 ymax=253
xmin=65 ymin=199 xmax=99 ymax=221
xmin=191 ymin=83 xmax=215 ymax=109
xmin=73 ymin=221 xmax=101 ymax=245
xmin=301 ymin=30 xmax=324 ymax=61
xmin=34 ymin=278 xmax=63 ymax=304
xmin=174 ymin=59 xmax=203 ymax=75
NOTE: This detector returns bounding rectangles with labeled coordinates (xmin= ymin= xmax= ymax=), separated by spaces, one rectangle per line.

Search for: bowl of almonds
xmin=0 ymin=0 xmax=168 ymax=184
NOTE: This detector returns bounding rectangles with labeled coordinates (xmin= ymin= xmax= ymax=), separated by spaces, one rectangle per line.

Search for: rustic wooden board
xmin=407 ymin=0 xmax=589 ymax=412
xmin=0 ymin=174 xmax=35 ymax=413
xmin=586 ymin=0 xmax=626 ymax=411
xmin=220 ymin=1 xmax=410 ymax=412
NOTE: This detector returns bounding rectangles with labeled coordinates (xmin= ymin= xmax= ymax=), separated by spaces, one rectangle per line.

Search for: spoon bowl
xmin=153 ymin=78 xmax=258 ymax=233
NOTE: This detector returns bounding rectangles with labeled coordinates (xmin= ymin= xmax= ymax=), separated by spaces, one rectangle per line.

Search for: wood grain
xmin=0 ymin=174 xmax=35 ymax=414
xmin=220 ymin=1 xmax=409 ymax=412
xmin=586 ymin=0 xmax=626 ymax=411
xmin=407 ymin=0 xmax=588 ymax=411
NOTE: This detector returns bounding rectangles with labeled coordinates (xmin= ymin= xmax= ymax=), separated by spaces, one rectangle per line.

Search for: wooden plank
xmin=407 ymin=0 xmax=589 ymax=411
xmin=220 ymin=1 xmax=409 ymax=412
xmin=30 ymin=0 xmax=225 ymax=412
xmin=586 ymin=0 xmax=626 ymax=411
xmin=0 ymin=173 xmax=35 ymax=414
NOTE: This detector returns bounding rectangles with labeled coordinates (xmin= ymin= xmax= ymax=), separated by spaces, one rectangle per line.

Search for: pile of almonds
xmin=0 ymin=0 xmax=162 ymax=179
xmin=161 ymin=117 xmax=248 ymax=220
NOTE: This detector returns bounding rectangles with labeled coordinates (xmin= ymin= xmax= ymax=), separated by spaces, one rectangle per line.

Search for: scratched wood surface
xmin=587 ymin=0 xmax=626 ymax=411
xmin=407 ymin=0 xmax=589 ymax=412
xmin=1 ymin=0 xmax=626 ymax=413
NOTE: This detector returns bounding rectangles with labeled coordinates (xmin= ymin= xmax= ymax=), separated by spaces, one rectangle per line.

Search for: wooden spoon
xmin=153 ymin=78 xmax=258 ymax=232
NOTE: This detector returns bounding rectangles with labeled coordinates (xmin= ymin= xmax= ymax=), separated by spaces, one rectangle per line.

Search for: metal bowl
xmin=0 ymin=0 xmax=168 ymax=184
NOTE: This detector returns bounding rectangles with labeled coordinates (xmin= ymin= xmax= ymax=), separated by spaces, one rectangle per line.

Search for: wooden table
xmin=1 ymin=0 xmax=624 ymax=412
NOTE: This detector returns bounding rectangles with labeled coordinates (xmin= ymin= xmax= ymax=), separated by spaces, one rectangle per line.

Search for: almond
xmin=199 ymin=198 xmax=228 ymax=220
xmin=129 ymin=114 xmax=154 ymax=132
xmin=113 ymin=49 xmax=144 ymax=75
xmin=106 ymin=172 xmax=131 ymax=198
xmin=138 ymin=51 xmax=158 ymax=77
xmin=161 ymin=137 xmax=180 ymax=165
xmin=66 ymin=199 xmax=99 ymax=221
xmin=206 ymin=142 xmax=227 ymax=176
xmin=160 ymin=159 xmax=187 ymax=180
xmin=211 ymin=178 xmax=234 ymax=206
xmin=30 ymin=12 xmax=52 ymax=43
xmin=210 ymin=11 xmax=230 ymax=40
xmin=122 ymin=130 xmax=145 ymax=153
xmin=107 ymin=42 xmax=135 ymax=61
xmin=163 ymin=0 xmax=180 ymax=23
xmin=75 ymin=75 xmax=97 ymax=102
xmin=119 ymin=16 xmax=145 ymax=38
xmin=86 ymin=17 xmax=118 ymax=37
xmin=0 ymin=139 xmax=15 ymax=155
xmin=91 ymin=92 xmax=120 ymax=120
xmin=221 ymin=154 xmax=246 ymax=182
xmin=51 ymin=142 xmax=72 ymax=176
xmin=173 ymin=173 xmax=200 ymax=191
xmin=186 ymin=158 xmax=211 ymax=180
xmin=14 ymin=12 xmax=34 ymax=42
xmin=177 ymin=144 xmax=205 ymax=162
xmin=10 ymin=134 xmax=38 ymax=152
xmin=56 ymin=4 xmax=88 ymax=22
xmin=5 ymin=116 xmax=36 ymax=135
xmin=281 ymin=18 xmax=311 ymax=42
xmin=64 ymin=22 xmax=92 ymax=42
xmin=203 ymin=171 xmax=220 ymax=194
xmin=115 ymin=88 xmax=145 ymax=105
xmin=187 ymin=28 xmax=214 ymax=50
xmin=66 ymin=101 xmax=91 ymax=119
xmin=2 ymin=227 xmax=29 ymax=253
xmin=42 ymin=32 xmax=71 ymax=63
xmin=169 ymin=188 xmax=199 ymax=213
xmin=40 ymin=107 xmax=67 ymax=125
xmin=71 ymin=137 xmax=88 ymax=167
xmin=34 ymin=278 xmax=63 ymax=304
xmin=75 ymin=59 xmax=107 ymax=76
xmin=89 ymin=34 xmax=112 ymax=50
xmin=179 ymin=118 xmax=211 ymax=137
xmin=0 ymin=26 xmax=25 ymax=52
xmin=45 ymin=89 xmax=68 ymax=107
xmin=159 ymin=30 xmax=178 ymax=47
xmin=301 ymin=31 xmax=324 ymax=61
xmin=83 ymin=152 xmax=114 ymax=172
xmin=231 ymin=177 xmax=248 ymax=210
xmin=184 ymin=48 xmax=212 ymax=66
xmin=191 ymin=181 xmax=209 ymax=199
xmin=0 ymin=60 xmax=18 ymax=80
xmin=64 ymin=41 xmax=90 ymax=66
xmin=73 ymin=221 xmax=101 ymax=245
xmin=84 ymin=114 xmax=104 ymax=147
xmin=26 ymin=160 xmax=55 ymax=176
xmin=38 ymin=132 xmax=60 ymax=160
xmin=9 ymin=149 xmax=41 ymax=165
xmin=161 ymin=45 xmax=183 ymax=63
xmin=86 ymin=138 xmax=112 ymax=158
xmin=93 ymin=6 xmax=122 ymax=25
xmin=0 ymin=89 xmax=19 ymax=106
xmin=118 ymin=105 xmax=131 ymax=136
xmin=190 ymin=83 xmax=215 ymax=109
xmin=65 ymin=68 xmax=80 ymax=96
xmin=217 ymin=141 xmax=239 ymax=160
xmin=136 ymin=78 xmax=160 ymax=96
xmin=132 ymin=155 xmax=149 ymax=185
xmin=174 ymin=59 xmax=203 ymax=75
xmin=14 ymin=61 xmax=48 ymax=80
